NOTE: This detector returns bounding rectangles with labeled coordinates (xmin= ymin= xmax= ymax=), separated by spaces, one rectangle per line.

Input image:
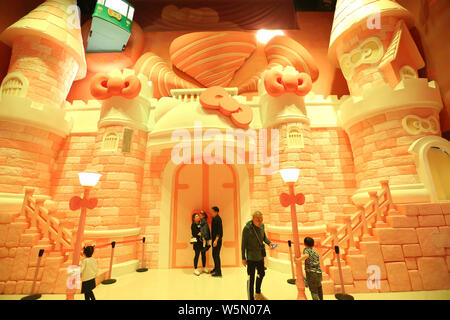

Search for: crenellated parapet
xmin=340 ymin=78 xmax=443 ymax=131
xmin=90 ymin=68 xmax=153 ymax=132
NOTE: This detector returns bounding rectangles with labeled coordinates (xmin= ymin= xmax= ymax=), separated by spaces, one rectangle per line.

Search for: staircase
xmin=319 ymin=181 xmax=392 ymax=268
xmin=0 ymin=187 xmax=75 ymax=294
xmin=315 ymin=180 xmax=450 ymax=294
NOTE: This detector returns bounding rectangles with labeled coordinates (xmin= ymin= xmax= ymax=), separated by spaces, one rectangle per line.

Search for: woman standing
xmin=191 ymin=213 xmax=207 ymax=275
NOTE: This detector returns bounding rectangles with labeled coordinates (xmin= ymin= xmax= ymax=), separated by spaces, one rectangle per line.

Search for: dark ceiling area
xmin=77 ymin=0 xmax=336 ymax=29
xmin=294 ymin=0 xmax=337 ymax=11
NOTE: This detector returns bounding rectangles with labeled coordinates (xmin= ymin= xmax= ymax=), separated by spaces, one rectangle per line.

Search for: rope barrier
xmin=268 ymin=238 xmax=334 ymax=251
xmin=35 ymin=237 xmax=144 ymax=252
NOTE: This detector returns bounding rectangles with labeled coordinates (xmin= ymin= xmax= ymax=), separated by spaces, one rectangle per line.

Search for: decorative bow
xmin=90 ymin=73 xmax=141 ymax=100
xmin=264 ymin=69 xmax=312 ymax=97
xmin=69 ymin=196 xmax=98 ymax=211
xmin=279 ymin=192 xmax=305 ymax=207
xmin=199 ymin=86 xmax=253 ymax=128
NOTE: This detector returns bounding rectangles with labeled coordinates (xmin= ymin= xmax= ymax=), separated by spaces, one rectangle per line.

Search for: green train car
xmin=86 ymin=0 xmax=135 ymax=53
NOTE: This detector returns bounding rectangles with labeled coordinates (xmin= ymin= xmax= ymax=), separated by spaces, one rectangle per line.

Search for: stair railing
xmin=319 ymin=180 xmax=393 ymax=273
xmin=21 ymin=187 xmax=72 ymax=250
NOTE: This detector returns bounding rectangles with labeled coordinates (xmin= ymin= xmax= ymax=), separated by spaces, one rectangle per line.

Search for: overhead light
xmin=256 ymin=29 xmax=284 ymax=44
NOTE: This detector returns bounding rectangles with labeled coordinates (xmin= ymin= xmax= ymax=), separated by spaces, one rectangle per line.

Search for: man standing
xmin=210 ymin=206 xmax=223 ymax=277
xmin=242 ymin=211 xmax=274 ymax=300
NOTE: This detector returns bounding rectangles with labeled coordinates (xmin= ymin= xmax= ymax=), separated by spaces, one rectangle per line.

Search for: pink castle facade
xmin=0 ymin=0 xmax=449 ymax=296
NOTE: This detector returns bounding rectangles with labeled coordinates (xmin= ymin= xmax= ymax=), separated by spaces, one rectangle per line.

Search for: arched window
xmin=287 ymin=126 xmax=304 ymax=148
xmin=0 ymin=73 xmax=28 ymax=98
xmin=102 ymin=131 xmax=119 ymax=151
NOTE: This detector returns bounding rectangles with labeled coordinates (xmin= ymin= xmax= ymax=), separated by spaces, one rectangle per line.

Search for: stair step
xmin=14 ymin=216 xmax=28 ymax=223
xmin=23 ymin=228 xmax=39 ymax=235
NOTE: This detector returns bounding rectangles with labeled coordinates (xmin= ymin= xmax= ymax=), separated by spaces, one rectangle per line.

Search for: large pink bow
xmin=264 ymin=69 xmax=312 ymax=97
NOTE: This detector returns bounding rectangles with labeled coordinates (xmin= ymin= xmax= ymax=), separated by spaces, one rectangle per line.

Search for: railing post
xmin=369 ymin=191 xmax=386 ymax=227
xmin=102 ymin=241 xmax=117 ymax=285
xmin=21 ymin=187 xmax=34 ymax=217
xmin=287 ymin=240 xmax=296 ymax=285
xmin=56 ymin=225 xmax=62 ymax=251
xmin=381 ymin=180 xmax=397 ymax=216
xmin=345 ymin=216 xmax=358 ymax=254
xmin=35 ymin=196 xmax=49 ymax=239
xmin=357 ymin=205 xmax=372 ymax=241
xmin=21 ymin=249 xmax=44 ymax=300
xmin=380 ymin=180 xmax=392 ymax=203
xmin=327 ymin=224 xmax=338 ymax=264
xmin=136 ymin=237 xmax=148 ymax=273
xmin=31 ymin=197 xmax=45 ymax=231
xmin=45 ymin=200 xmax=58 ymax=247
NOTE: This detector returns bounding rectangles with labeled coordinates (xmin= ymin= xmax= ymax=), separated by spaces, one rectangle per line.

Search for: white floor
xmin=1 ymin=268 xmax=450 ymax=300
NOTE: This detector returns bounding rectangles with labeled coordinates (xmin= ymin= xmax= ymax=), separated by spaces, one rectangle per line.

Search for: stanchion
xmin=287 ymin=240 xmax=296 ymax=285
xmin=334 ymin=246 xmax=354 ymax=300
xmin=136 ymin=237 xmax=148 ymax=272
xmin=22 ymin=249 xmax=45 ymax=300
xmin=102 ymin=241 xmax=117 ymax=285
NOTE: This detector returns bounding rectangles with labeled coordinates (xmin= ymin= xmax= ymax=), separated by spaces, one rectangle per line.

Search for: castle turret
xmin=87 ymin=69 xmax=151 ymax=268
xmin=1 ymin=0 xmax=86 ymax=107
xmin=0 ymin=0 xmax=86 ymax=195
xmin=329 ymin=0 xmax=445 ymax=204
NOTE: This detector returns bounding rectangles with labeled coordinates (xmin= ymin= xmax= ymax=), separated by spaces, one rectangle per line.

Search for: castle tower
xmin=88 ymin=69 xmax=151 ymax=267
xmin=260 ymin=67 xmax=323 ymax=218
xmin=1 ymin=0 xmax=86 ymax=107
xmin=258 ymin=64 xmax=327 ymax=272
xmin=0 ymin=0 xmax=86 ymax=195
xmin=329 ymin=0 xmax=444 ymax=204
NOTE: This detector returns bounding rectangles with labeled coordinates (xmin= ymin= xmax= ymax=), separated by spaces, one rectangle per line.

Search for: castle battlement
xmin=305 ymin=92 xmax=351 ymax=105
xmin=64 ymin=99 xmax=102 ymax=110
xmin=348 ymin=78 xmax=441 ymax=105
xmin=340 ymin=78 xmax=443 ymax=131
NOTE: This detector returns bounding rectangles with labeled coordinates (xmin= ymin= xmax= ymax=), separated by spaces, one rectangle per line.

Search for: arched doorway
xmin=409 ymin=136 xmax=450 ymax=202
xmin=428 ymin=146 xmax=450 ymax=200
xmin=171 ymin=163 xmax=240 ymax=268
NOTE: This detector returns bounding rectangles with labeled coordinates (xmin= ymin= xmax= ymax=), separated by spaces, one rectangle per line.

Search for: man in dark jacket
xmin=242 ymin=211 xmax=273 ymax=300
xmin=210 ymin=206 xmax=223 ymax=277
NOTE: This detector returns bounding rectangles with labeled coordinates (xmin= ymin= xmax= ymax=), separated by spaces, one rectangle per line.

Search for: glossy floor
xmin=1 ymin=268 xmax=449 ymax=300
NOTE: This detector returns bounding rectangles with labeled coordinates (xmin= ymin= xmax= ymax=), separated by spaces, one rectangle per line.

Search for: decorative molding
xmin=339 ymin=78 xmax=443 ymax=131
xmin=402 ymin=115 xmax=439 ymax=135
xmin=339 ymin=37 xmax=384 ymax=80
xmin=84 ymin=227 xmax=140 ymax=239
xmin=351 ymin=183 xmax=430 ymax=205
xmin=0 ymin=95 xmax=72 ymax=137
xmin=0 ymin=192 xmax=25 ymax=213
xmin=266 ymin=223 xmax=327 ymax=235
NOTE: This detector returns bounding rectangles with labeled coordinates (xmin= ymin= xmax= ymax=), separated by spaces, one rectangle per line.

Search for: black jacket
xmin=242 ymin=220 xmax=271 ymax=261
xmin=211 ymin=215 xmax=223 ymax=242
xmin=191 ymin=222 xmax=202 ymax=248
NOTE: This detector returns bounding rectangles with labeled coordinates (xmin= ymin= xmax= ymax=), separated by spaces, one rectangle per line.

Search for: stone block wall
xmin=51 ymin=133 xmax=96 ymax=228
xmin=0 ymin=120 xmax=65 ymax=195
xmin=139 ymin=148 xmax=172 ymax=269
xmin=346 ymin=107 xmax=441 ymax=190
xmin=8 ymin=36 xmax=79 ymax=108
xmin=311 ymin=127 xmax=356 ymax=222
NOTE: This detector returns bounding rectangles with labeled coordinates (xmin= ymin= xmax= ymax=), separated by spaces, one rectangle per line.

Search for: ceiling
xmin=78 ymin=0 xmax=336 ymax=30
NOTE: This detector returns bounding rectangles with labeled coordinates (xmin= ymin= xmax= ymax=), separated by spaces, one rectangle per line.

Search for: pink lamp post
xmin=279 ymin=168 xmax=307 ymax=300
xmin=67 ymin=172 xmax=101 ymax=300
